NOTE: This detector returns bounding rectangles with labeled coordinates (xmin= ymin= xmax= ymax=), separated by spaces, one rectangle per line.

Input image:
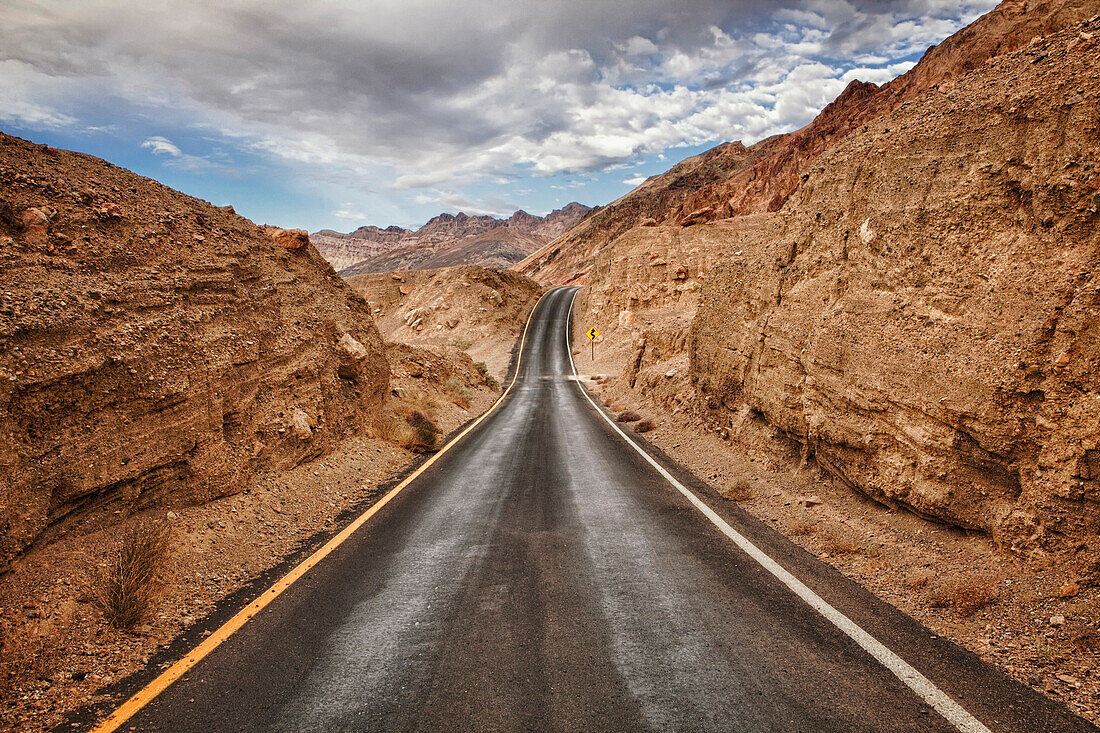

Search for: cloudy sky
xmin=0 ymin=0 xmax=997 ymax=232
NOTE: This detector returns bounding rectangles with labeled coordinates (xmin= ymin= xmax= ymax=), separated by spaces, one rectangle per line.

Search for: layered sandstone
xmin=690 ymin=21 xmax=1100 ymax=552
xmin=0 ymin=132 xmax=390 ymax=568
xmin=348 ymin=265 xmax=542 ymax=379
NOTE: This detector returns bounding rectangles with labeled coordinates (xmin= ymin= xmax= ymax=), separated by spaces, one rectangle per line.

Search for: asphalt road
xmin=111 ymin=287 xmax=1093 ymax=732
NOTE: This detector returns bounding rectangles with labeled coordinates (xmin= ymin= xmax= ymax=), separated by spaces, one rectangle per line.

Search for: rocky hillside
xmin=564 ymin=0 xmax=1100 ymax=555
xmin=520 ymin=0 xmax=1099 ymax=285
xmin=347 ymin=265 xmax=542 ymax=380
xmin=313 ymin=203 xmax=591 ymax=274
xmin=0 ymin=132 xmax=390 ymax=569
xmin=693 ymin=19 xmax=1100 ymax=553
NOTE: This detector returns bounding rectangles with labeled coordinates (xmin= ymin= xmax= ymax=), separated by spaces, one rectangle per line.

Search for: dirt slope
xmin=519 ymin=0 xmax=1100 ymax=285
xmin=347 ymin=265 xmax=542 ymax=380
xmin=0 ymin=131 xmax=389 ymax=569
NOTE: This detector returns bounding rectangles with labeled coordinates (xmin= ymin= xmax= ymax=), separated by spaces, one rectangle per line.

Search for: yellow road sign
xmin=586 ymin=327 xmax=600 ymax=341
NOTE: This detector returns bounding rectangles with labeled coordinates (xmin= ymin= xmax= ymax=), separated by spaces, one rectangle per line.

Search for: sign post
xmin=586 ymin=327 xmax=600 ymax=361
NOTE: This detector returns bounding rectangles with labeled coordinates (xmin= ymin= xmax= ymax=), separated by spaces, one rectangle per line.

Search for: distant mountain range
xmin=312 ymin=203 xmax=593 ymax=274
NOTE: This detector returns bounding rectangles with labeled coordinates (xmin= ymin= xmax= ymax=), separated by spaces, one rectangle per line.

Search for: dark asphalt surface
xmin=118 ymin=287 xmax=1094 ymax=732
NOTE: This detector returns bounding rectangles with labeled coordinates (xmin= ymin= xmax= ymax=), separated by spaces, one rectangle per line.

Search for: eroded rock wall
xmin=519 ymin=0 xmax=1100 ymax=287
xmin=691 ymin=24 xmax=1100 ymax=552
xmin=0 ymin=133 xmax=389 ymax=566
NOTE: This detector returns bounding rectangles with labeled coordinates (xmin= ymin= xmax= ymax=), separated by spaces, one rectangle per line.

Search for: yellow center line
xmin=90 ymin=289 xmax=552 ymax=733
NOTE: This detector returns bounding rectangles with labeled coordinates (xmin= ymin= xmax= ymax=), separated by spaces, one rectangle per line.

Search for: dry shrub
xmin=380 ymin=410 xmax=440 ymax=452
xmin=616 ymin=410 xmax=642 ymax=422
xmin=927 ymin=574 xmax=1001 ymax=616
xmin=449 ymin=336 xmax=472 ymax=350
xmin=444 ymin=376 xmax=473 ymax=408
xmin=404 ymin=411 xmax=440 ymax=451
xmin=788 ymin=519 xmax=816 ymax=537
xmin=92 ymin=521 xmax=172 ymax=630
xmin=721 ymin=478 xmax=753 ymax=502
xmin=824 ymin=533 xmax=863 ymax=556
xmin=905 ymin=568 xmax=935 ymax=590
xmin=473 ymin=361 xmax=501 ymax=390
xmin=603 ymin=398 xmax=614 ymax=407
xmin=611 ymin=403 xmax=626 ymax=412
xmin=634 ymin=419 xmax=656 ymax=433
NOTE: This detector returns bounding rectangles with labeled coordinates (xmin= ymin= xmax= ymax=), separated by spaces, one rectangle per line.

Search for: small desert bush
xmin=92 ymin=521 xmax=172 ymax=630
xmin=445 ymin=376 xmax=474 ymax=408
xmin=473 ymin=362 xmax=500 ymax=390
xmin=721 ymin=478 xmax=753 ymax=502
xmin=634 ymin=419 xmax=656 ymax=433
xmin=378 ymin=410 xmax=440 ymax=452
xmin=405 ymin=410 xmax=441 ymax=451
xmin=616 ymin=410 xmax=642 ymax=422
xmin=927 ymin=574 xmax=1001 ymax=617
xmin=449 ymin=336 xmax=472 ymax=351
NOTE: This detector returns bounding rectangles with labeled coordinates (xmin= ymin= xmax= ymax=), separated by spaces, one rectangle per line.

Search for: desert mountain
xmin=519 ymin=0 xmax=1099 ymax=285
xmin=0 ymin=131 xmax=390 ymax=569
xmin=313 ymin=202 xmax=591 ymax=274
xmin=553 ymin=0 xmax=1100 ymax=555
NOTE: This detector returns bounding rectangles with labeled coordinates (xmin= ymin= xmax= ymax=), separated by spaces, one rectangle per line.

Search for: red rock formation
xmin=0 ymin=132 xmax=390 ymax=568
xmin=519 ymin=0 xmax=1100 ymax=285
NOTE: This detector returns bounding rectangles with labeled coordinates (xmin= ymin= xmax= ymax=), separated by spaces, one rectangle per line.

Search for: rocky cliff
xmin=520 ymin=0 xmax=1100 ymax=285
xmin=0 ymin=132 xmax=390 ymax=568
xmin=561 ymin=1 xmax=1100 ymax=554
xmin=691 ymin=20 xmax=1100 ymax=553
xmin=313 ymin=203 xmax=591 ymax=274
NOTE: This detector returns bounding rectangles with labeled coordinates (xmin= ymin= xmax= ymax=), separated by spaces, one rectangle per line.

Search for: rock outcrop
xmin=0 ymin=132 xmax=390 ymax=568
xmin=518 ymin=0 xmax=1100 ymax=285
xmin=690 ymin=18 xmax=1100 ymax=553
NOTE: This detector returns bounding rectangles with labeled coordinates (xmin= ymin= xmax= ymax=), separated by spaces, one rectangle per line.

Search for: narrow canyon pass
xmin=2 ymin=0 xmax=1100 ymax=730
xmin=562 ymin=0 xmax=1100 ymax=556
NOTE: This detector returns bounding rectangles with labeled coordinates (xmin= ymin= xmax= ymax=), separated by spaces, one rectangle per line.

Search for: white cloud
xmin=0 ymin=0 xmax=999 ymax=194
xmin=139 ymin=135 xmax=232 ymax=173
xmin=623 ymin=175 xmax=648 ymax=186
xmin=332 ymin=209 xmax=368 ymax=220
xmin=141 ymin=136 xmax=182 ymax=157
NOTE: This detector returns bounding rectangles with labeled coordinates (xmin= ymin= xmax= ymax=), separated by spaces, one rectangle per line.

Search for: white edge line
xmin=562 ymin=288 xmax=991 ymax=733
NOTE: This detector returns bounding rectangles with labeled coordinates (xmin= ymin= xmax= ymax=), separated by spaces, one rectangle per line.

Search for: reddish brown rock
xmin=691 ymin=21 xmax=1100 ymax=553
xmin=269 ymin=227 xmax=309 ymax=250
xmin=19 ymin=207 xmax=49 ymax=248
xmin=0 ymin=131 xmax=389 ymax=569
